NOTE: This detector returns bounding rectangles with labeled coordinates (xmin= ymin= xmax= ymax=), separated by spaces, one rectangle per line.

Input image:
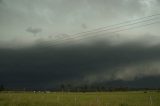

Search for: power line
xmin=51 ymin=13 xmax=160 ymax=41
xmin=42 ymin=13 xmax=160 ymax=48
xmin=72 ymin=17 xmax=159 ymax=37
xmin=80 ymin=21 xmax=160 ymax=39
xmin=67 ymin=13 xmax=160 ymax=36
xmin=45 ymin=20 xmax=160 ymax=48
xmin=46 ymin=18 xmax=160 ymax=47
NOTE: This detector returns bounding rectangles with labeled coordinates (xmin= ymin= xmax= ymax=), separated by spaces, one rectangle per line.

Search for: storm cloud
xmin=0 ymin=0 xmax=160 ymax=89
xmin=26 ymin=27 xmax=42 ymax=36
xmin=0 ymin=0 xmax=2 ymax=3
xmin=1 ymin=36 xmax=160 ymax=89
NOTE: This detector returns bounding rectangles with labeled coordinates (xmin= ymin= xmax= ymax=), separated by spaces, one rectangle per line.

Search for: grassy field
xmin=0 ymin=91 xmax=160 ymax=106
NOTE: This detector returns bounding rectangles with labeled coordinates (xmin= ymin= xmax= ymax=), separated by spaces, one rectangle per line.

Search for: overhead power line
xmin=75 ymin=21 xmax=160 ymax=40
xmin=66 ymin=13 xmax=160 ymax=36
xmin=44 ymin=13 xmax=160 ymax=47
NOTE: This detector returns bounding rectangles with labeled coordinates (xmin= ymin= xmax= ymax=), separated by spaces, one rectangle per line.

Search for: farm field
xmin=0 ymin=91 xmax=160 ymax=106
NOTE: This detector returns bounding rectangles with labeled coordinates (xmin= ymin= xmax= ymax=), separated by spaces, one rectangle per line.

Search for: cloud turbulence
xmin=0 ymin=0 xmax=160 ymax=89
xmin=1 ymin=36 xmax=160 ymax=89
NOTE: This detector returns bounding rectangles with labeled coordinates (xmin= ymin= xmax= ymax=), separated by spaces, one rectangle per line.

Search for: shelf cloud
xmin=0 ymin=35 xmax=160 ymax=89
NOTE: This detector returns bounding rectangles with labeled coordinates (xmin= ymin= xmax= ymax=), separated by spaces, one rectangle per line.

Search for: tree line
xmin=0 ymin=83 xmax=160 ymax=92
xmin=59 ymin=84 xmax=160 ymax=92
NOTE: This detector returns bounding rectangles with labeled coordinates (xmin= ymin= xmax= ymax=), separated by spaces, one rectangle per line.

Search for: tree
xmin=67 ymin=84 xmax=72 ymax=92
xmin=84 ymin=85 xmax=88 ymax=92
xmin=60 ymin=84 xmax=65 ymax=92
xmin=0 ymin=84 xmax=4 ymax=91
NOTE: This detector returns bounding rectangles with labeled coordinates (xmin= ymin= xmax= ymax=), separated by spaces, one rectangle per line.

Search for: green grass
xmin=0 ymin=91 xmax=160 ymax=106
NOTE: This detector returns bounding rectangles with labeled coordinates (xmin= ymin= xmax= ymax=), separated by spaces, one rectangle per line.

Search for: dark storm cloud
xmin=0 ymin=38 xmax=160 ymax=89
xmin=26 ymin=27 xmax=42 ymax=36
xmin=0 ymin=0 xmax=160 ymax=89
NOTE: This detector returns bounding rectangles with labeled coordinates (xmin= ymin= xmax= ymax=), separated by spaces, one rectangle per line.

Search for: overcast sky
xmin=0 ymin=0 xmax=160 ymax=44
xmin=0 ymin=0 xmax=160 ymax=89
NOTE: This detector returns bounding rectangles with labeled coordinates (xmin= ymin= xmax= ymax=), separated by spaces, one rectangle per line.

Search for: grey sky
xmin=0 ymin=0 xmax=160 ymax=43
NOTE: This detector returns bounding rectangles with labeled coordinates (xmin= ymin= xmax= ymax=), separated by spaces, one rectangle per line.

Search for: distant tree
xmin=84 ymin=85 xmax=88 ymax=92
xmin=101 ymin=86 xmax=106 ymax=91
xmin=60 ymin=84 xmax=65 ymax=92
xmin=67 ymin=84 xmax=72 ymax=92
xmin=0 ymin=84 xmax=4 ymax=91
xmin=96 ymin=86 xmax=101 ymax=92
xmin=75 ymin=86 xmax=80 ymax=92
xmin=90 ymin=85 xmax=95 ymax=92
